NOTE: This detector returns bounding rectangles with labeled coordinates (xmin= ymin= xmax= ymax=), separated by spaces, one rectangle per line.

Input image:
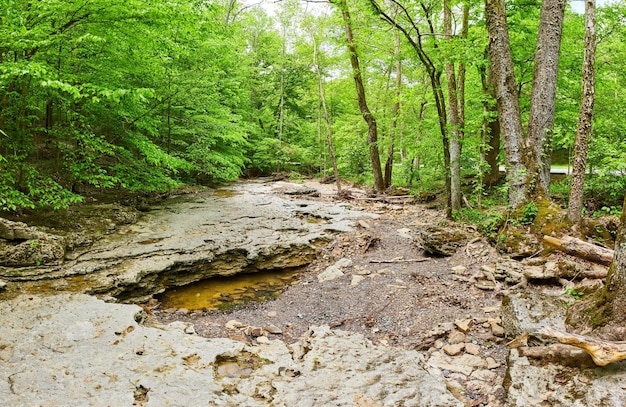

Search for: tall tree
xmin=334 ymin=0 xmax=385 ymax=193
xmin=309 ymin=23 xmax=341 ymax=192
xmin=568 ymin=0 xmax=597 ymax=224
xmin=525 ymin=0 xmax=566 ymax=197
xmin=484 ymin=0 xmax=528 ymax=208
xmin=368 ymin=0 xmax=451 ymax=212
xmin=384 ymin=34 xmax=403 ymax=189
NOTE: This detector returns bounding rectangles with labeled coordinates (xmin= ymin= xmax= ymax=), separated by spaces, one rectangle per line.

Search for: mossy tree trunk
xmin=568 ymin=194 xmax=626 ymax=340
xmin=568 ymin=0 xmax=597 ymax=225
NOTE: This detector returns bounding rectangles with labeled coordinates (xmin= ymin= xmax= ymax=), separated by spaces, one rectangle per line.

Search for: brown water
xmin=157 ymin=268 xmax=303 ymax=311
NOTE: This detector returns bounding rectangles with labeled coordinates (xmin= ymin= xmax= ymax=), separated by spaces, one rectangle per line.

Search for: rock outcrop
xmin=0 ymin=293 xmax=461 ymax=406
xmin=0 ymin=181 xmax=376 ymax=302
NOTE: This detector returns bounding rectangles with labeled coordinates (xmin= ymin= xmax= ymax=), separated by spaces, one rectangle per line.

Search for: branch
xmin=537 ymin=326 xmax=626 ymax=366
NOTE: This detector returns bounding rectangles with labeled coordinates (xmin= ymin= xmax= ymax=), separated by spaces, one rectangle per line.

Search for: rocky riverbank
xmin=1 ymin=179 xmax=625 ymax=406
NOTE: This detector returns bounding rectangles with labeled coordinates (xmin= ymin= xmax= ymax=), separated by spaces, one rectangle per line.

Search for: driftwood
xmin=537 ymin=326 xmax=626 ymax=366
xmin=517 ymin=344 xmax=598 ymax=368
xmin=543 ymin=235 xmax=614 ymax=266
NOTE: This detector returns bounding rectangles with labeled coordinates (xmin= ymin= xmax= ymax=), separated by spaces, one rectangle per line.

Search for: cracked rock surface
xmin=0 ymin=293 xmax=460 ymax=406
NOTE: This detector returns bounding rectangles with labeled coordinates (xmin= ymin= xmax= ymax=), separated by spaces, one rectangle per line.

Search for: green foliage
xmin=519 ymin=202 xmax=539 ymax=225
xmin=455 ymin=208 xmax=506 ymax=239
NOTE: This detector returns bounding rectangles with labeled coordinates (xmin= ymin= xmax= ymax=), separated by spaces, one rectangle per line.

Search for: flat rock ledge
xmin=0 ymin=294 xmax=461 ymax=406
xmin=0 ymin=181 xmax=375 ymax=302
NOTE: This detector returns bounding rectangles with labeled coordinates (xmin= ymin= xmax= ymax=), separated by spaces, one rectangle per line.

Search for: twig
xmin=369 ymin=258 xmax=428 ymax=263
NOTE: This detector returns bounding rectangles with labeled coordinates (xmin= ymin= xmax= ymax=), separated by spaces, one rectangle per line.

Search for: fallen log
xmin=543 ymin=235 xmax=614 ymax=266
xmin=537 ymin=326 xmax=626 ymax=366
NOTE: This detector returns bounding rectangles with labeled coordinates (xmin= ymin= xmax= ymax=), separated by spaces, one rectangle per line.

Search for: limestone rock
xmin=0 ymin=294 xmax=463 ymax=407
xmin=505 ymin=349 xmax=626 ymax=407
xmin=419 ymin=226 xmax=472 ymax=256
xmin=500 ymin=291 xmax=567 ymax=338
xmin=496 ymin=227 xmax=540 ymax=258
xmin=0 ymin=181 xmax=376 ymax=302
xmin=443 ymin=343 xmax=464 ymax=356
xmin=318 ymin=258 xmax=352 ymax=283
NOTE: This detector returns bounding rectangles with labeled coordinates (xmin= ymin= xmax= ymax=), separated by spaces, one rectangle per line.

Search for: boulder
xmin=500 ymin=291 xmax=567 ymax=338
xmin=419 ymin=226 xmax=472 ymax=256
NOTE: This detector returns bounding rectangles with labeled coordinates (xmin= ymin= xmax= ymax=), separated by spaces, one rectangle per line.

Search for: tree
xmin=307 ymin=17 xmax=342 ymax=192
xmin=484 ymin=0 xmax=566 ymax=207
xmin=568 ymin=0 xmax=597 ymax=224
xmin=525 ymin=0 xmax=567 ymax=197
xmin=568 ymin=194 xmax=626 ymax=340
xmin=334 ymin=0 xmax=385 ymax=193
xmin=368 ymin=0 xmax=451 ymax=210
xmin=484 ymin=0 xmax=528 ymax=207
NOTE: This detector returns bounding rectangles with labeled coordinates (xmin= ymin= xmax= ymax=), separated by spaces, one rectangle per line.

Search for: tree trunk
xmin=484 ymin=0 xmax=527 ymax=208
xmin=479 ymin=49 xmax=502 ymax=188
xmin=445 ymin=0 xmax=462 ymax=212
xmin=312 ymin=34 xmax=342 ymax=193
xmin=568 ymin=195 xmax=626 ymax=340
xmin=526 ymin=0 xmax=566 ymax=197
xmin=336 ymin=0 xmax=385 ymax=193
xmin=568 ymin=0 xmax=597 ymax=224
xmin=384 ymin=34 xmax=402 ymax=189
xmin=543 ymin=235 xmax=613 ymax=266
xmin=367 ymin=0 xmax=451 ymax=215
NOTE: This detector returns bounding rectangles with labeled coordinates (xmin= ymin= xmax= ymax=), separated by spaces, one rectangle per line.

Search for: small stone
xmin=486 ymin=357 xmax=501 ymax=369
xmin=175 ymin=308 xmax=189 ymax=315
xmin=451 ymin=265 xmax=467 ymax=274
xmin=265 ymin=324 xmax=283 ymax=334
xmin=0 ymin=279 xmax=7 ymax=290
xmin=357 ymin=220 xmax=371 ymax=229
xmin=351 ymin=275 xmax=366 ymax=286
xmin=443 ymin=343 xmax=464 ymax=356
xmin=481 ymin=265 xmax=495 ymax=273
xmin=256 ymin=336 xmax=269 ymax=344
xmin=183 ymin=324 xmax=196 ymax=335
xmin=482 ymin=306 xmax=499 ymax=313
xmin=454 ymin=318 xmax=473 ymax=333
xmin=434 ymin=339 xmax=445 ymax=349
xmin=397 ymin=228 xmax=412 ymax=239
xmin=244 ymin=326 xmax=264 ymax=337
xmin=225 ymin=320 xmax=245 ymax=330
xmin=491 ymin=323 xmax=505 ymax=338
xmin=267 ymin=311 xmax=277 ymax=317
xmin=356 ymin=269 xmax=372 ymax=275
xmin=464 ymin=343 xmax=480 ymax=355
xmin=448 ymin=331 xmax=466 ymax=344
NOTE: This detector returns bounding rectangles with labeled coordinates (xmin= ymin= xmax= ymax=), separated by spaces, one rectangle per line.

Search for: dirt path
xmin=153 ymin=180 xmax=511 ymax=405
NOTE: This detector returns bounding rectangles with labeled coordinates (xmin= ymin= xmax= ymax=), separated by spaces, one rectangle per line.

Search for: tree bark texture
xmin=568 ymin=0 xmax=597 ymax=224
xmin=445 ymin=0 xmax=462 ymax=212
xmin=479 ymin=49 xmax=502 ymax=188
xmin=336 ymin=0 xmax=385 ymax=193
xmin=526 ymin=0 xmax=566 ymax=197
xmin=484 ymin=0 xmax=527 ymax=208
xmin=385 ymin=34 xmax=403 ymax=189
xmin=543 ymin=235 xmax=613 ymax=266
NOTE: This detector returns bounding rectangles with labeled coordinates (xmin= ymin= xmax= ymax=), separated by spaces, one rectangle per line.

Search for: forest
xmin=0 ymin=0 xmax=625 ymax=219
